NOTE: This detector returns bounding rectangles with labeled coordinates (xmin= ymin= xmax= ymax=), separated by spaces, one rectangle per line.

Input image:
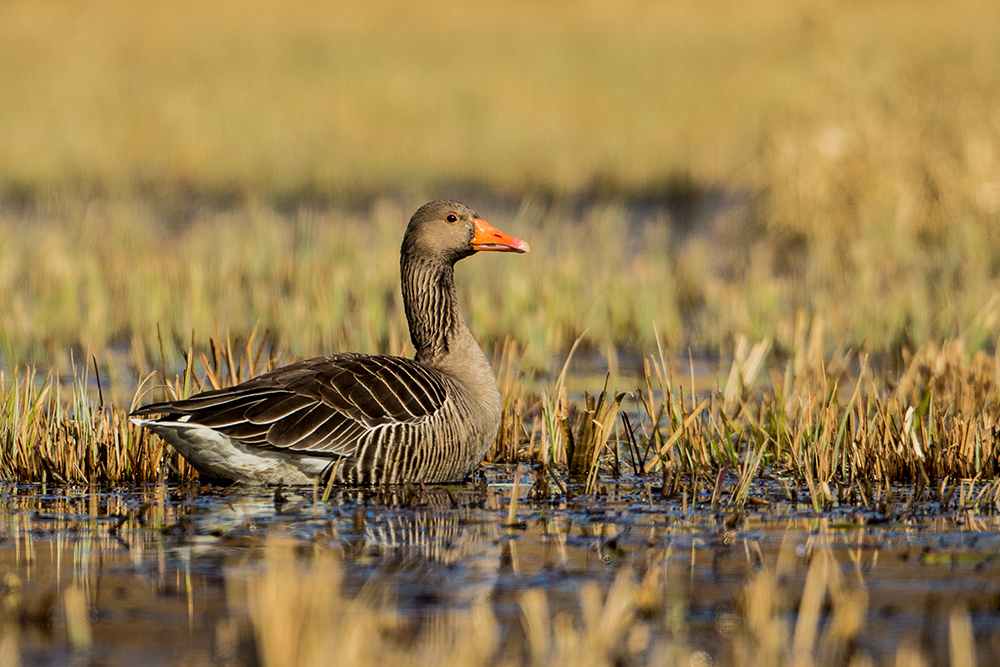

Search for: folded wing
xmin=131 ymin=353 xmax=450 ymax=457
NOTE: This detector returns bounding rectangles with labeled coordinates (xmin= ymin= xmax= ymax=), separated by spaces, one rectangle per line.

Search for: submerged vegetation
xmin=224 ymin=536 xmax=982 ymax=667
xmin=0 ymin=482 xmax=996 ymax=666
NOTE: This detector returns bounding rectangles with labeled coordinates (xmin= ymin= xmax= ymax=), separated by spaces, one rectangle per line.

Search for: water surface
xmin=2 ymin=469 xmax=999 ymax=666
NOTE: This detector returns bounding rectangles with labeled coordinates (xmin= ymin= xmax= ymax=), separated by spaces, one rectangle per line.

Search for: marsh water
xmin=2 ymin=467 xmax=1000 ymax=666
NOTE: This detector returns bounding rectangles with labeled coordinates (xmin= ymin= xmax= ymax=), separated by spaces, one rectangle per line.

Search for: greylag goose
xmin=130 ymin=201 xmax=529 ymax=485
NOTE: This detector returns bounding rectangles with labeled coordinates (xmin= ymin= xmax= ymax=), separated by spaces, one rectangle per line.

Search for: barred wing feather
xmin=131 ymin=354 xmax=449 ymax=457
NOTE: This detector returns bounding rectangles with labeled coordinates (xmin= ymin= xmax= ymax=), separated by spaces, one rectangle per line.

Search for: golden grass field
xmin=2 ymin=0 xmax=996 ymax=198
xmin=2 ymin=0 xmax=1000 ymax=371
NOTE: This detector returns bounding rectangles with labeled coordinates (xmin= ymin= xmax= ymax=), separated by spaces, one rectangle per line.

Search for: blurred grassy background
xmin=1 ymin=0 xmax=802 ymax=197
xmin=2 ymin=0 xmax=1000 ymax=372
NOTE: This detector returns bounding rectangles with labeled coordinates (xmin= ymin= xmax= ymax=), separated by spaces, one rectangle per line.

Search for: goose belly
xmin=131 ymin=418 xmax=329 ymax=485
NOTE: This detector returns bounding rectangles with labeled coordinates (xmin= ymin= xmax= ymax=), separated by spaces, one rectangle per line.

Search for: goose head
xmin=402 ymin=200 xmax=530 ymax=264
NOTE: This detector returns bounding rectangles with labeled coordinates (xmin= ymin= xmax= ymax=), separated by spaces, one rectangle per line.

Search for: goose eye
xmin=446 ymin=214 xmax=458 ymax=223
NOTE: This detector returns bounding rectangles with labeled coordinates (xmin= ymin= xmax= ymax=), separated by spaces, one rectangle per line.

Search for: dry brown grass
xmin=0 ymin=364 xmax=190 ymax=484
xmin=5 ymin=326 xmax=1000 ymax=497
xmin=0 ymin=328 xmax=280 ymax=485
xmin=490 ymin=322 xmax=1000 ymax=509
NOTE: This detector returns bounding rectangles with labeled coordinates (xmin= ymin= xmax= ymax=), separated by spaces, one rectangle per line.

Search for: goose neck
xmin=400 ymin=253 xmax=464 ymax=364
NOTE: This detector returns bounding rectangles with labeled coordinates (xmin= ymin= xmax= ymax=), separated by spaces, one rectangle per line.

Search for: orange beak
xmin=470 ymin=218 xmax=530 ymax=253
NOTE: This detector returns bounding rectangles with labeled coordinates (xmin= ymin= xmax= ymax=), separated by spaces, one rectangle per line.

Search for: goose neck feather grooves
xmin=400 ymin=252 xmax=462 ymax=365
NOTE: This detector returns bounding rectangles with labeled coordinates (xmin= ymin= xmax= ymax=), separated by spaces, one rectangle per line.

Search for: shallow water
xmin=1 ymin=469 xmax=999 ymax=666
